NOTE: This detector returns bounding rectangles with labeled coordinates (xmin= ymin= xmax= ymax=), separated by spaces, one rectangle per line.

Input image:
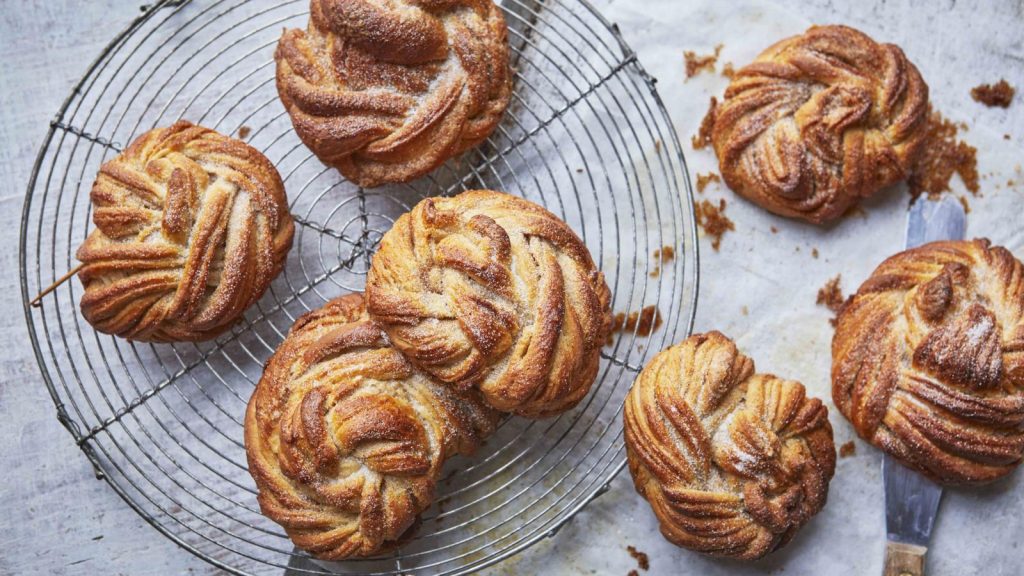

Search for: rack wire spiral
xmin=20 ymin=0 xmax=698 ymax=573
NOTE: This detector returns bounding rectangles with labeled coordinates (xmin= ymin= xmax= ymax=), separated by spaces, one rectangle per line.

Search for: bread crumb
xmin=1005 ymin=134 xmax=1012 ymax=141
xmin=812 ymin=248 xmax=819 ymax=259
xmin=696 ymin=172 xmax=721 ymax=193
xmin=654 ymin=139 xmax=662 ymax=153
xmin=971 ymin=79 xmax=1015 ymax=108
xmin=770 ymin=226 xmax=779 ymax=234
xmin=649 ymin=266 xmax=660 ymax=278
xmin=237 ymin=125 xmax=252 ymax=139
xmin=741 ymin=305 xmax=749 ymax=316
xmin=817 ymin=275 xmax=846 ymax=326
xmin=653 ymin=246 xmax=675 ymax=262
xmin=628 ymin=571 xmax=639 ymax=576
xmin=957 ymin=195 xmax=971 ymax=214
xmin=722 ymin=62 xmax=736 ymax=79
xmin=611 ymin=306 xmax=663 ymax=337
xmin=627 ymin=545 xmax=650 ymax=571
xmin=908 ymin=109 xmax=979 ymax=199
xmin=692 ymin=97 xmax=718 ymax=149
xmin=694 ymin=198 xmax=734 ymax=250
xmin=839 ymin=441 xmax=856 ymax=458
xmin=684 ymin=45 xmax=723 ymax=79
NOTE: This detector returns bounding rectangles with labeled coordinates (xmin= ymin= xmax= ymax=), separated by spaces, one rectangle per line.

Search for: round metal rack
xmin=20 ymin=0 xmax=698 ymax=573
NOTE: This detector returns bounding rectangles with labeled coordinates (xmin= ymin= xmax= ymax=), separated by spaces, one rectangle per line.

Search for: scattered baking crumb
xmin=839 ymin=441 xmax=856 ymax=458
xmin=237 ymin=125 xmax=252 ymax=139
xmin=612 ymin=306 xmax=663 ymax=337
xmin=741 ymin=305 xmax=748 ymax=316
xmin=649 ymin=267 xmax=659 ymax=278
xmin=694 ymin=198 xmax=734 ymax=250
xmin=1005 ymin=134 xmax=1012 ymax=141
xmin=1009 ymin=179 xmax=1016 ymax=187
xmin=654 ymin=139 xmax=662 ymax=153
xmin=722 ymin=62 xmax=736 ymax=79
xmin=817 ymin=275 xmax=846 ymax=326
xmin=971 ymin=79 xmax=1015 ymax=108
xmin=628 ymin=571 xmax=639 ymax=576
xmin=684 ymin=44 xmax=723 ymax=79
xmin=627 ymin=545 xmax=650 ymax=571
xmin=696 ymin=172 xmax=721 ymax=193
xmin=908 ymin=109 xmax=979 ymax=199
xmin=957 ymin=195 xmax=971 ymax=214
xmin=653 ymin=246 xmax=675 ymax=263
xmin=812 ymin=248 xmax=819 ymax=259
xmin=576 ymin=168 xmax=584 ymax=173
xmin=692 ymin=97 xmax=718 ymax=149
xmin=770 ymin=226 xmax=779 ymax=234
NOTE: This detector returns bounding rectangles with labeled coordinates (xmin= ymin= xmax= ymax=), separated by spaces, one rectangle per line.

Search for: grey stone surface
xmin=2 ymin=1 xmax=1022 ymax=575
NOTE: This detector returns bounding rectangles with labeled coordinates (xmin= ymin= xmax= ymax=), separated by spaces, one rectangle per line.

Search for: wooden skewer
xmin=30 ymin=263 xmax=85 ymax=308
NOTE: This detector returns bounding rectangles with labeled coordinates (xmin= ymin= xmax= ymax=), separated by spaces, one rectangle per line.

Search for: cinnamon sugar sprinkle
xmin=908 ymin=109 xmax=979 ymax=200
xmin=611 ymin=306 xmax=663 ymax=337
xmin=692 ymin=97 xmax=718 ymax=150
xmin=817 ymin=275 xmax=846 ymax=327
xmin=970 ymin=79 xmax=1015 ymax=108
xmin=694 ymin=198 xmax=734 ymax=251
xmin=684 ymin=44 xmax=723 ymax=79
xmin=626 ymin=545 xmax=650 ymax=571
xmin=696 ymin=172 xmax=721 ymax=193
xmin=839 ymin=441 xmax=856 ymax=458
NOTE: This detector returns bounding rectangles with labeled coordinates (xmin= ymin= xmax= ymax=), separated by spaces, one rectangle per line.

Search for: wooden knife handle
xmin=884 ymin=541 xmax=927 ymax=576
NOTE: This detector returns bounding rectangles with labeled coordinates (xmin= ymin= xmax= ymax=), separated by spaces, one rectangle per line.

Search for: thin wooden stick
xmin=30 ymin=263 xmax=85 ymax=308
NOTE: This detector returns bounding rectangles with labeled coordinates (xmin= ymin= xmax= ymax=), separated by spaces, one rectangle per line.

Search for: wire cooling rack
xmin=20 ymin=0 xmax=698 ymax=574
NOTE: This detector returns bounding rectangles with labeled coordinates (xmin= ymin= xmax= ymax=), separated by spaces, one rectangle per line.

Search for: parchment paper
xmin=505 ymin=0 xmax=1024 ymax=573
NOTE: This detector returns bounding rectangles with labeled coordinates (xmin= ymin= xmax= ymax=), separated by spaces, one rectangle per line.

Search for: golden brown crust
xmin=244 ymin=293 xmax=499 ymax=559
xmin=712 ymin=25 xmax=929 ymax=224
xmin=625 ymin=332 xmax=835 ymax=560
xmin=832 ymin=239 xmax=1024 ymax=485
xmin=76 ymin=121 xmax=294 ymax=342
xmin=365 ymin=190 xmax=612 ymax=418
xmin=275 ymin=0 xmax=511 ymax=187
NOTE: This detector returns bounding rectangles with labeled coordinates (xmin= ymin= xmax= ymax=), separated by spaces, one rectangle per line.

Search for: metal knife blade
xmin=882 ymin=194 xmax=965 ymax=574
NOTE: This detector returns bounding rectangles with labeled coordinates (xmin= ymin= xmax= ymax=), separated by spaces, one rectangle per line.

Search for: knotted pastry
xmin=712 ymin=25 xmax=929 ymax=224
xmin=245 ymin=293 xmax=498 ymax=559
xmin=625 ymin=332 xmax=835 ymax=560
xmin=275 ymin=0 xmax=511 ymax=187
xmin=833 ymin=239 xmax=1024 ymax=485
xmin=365 ymin=190 xmax=612 ymax=418
xmin=77 ymin=121 xmax=294 ymax=342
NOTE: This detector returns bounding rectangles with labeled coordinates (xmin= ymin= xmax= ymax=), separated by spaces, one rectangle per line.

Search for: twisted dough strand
xmin=77 ymin=121 xmax=294 ymax=342
xmin=366 ymin=190 xmax=612 ymax=418
xmin=712 ymin=25 xmax=929 ymax=224
xmin=833 ymin=239 xmax=1024 ymax=484
xmin=245 ymin=293 xmax=498 ymax=559
xmin=275 ymin=0 xmax=511 ymax=187
xmin=625 ymin=332 xmax=835 ymax=560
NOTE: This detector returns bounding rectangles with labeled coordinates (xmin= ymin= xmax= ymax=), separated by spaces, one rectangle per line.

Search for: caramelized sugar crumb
xmin=971 ymin=79 xmax=1015 ymax=108
xmin=908 ymin=109 xmax=979 ymax=199
xmin=839 ymin=441 xmax=856 ymax=458
xmin=626 ymin=545 xmax=650 ymax=571
xmin=649 ymin=266 xmax=659 ymax=278
xmin=692 ymin=97 xmax=718 ymax=150
xmin=684 ymin=44 xmax=723 ymax=79
xmin=770 ymin=226 xmax=779 ymax=234
xmin=238 ymin=125 xmax=252 ymax=139
xmin=958 ymin=195 xmax=971 ymax=214
xmin=696 ymin=172 xmax=721 ymax=193
xmin=722 ymin=62 xmax=736 ymax=79
xmin=611 ymin=306 xmax=663 ymax=337
xmin=694 ymin=198 xmax=734 ymax=251
xmin=817 ymin=275 xmax=846 ymax=326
